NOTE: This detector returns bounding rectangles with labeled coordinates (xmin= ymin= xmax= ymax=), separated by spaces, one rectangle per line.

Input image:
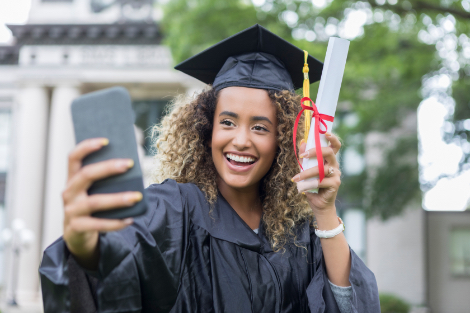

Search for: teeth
xmin=226 ymin=153 xmax=255 ymax=163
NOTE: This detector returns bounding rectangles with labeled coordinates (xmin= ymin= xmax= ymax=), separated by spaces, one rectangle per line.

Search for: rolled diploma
xmin=300 ymin=37 xmax=350 ymax=194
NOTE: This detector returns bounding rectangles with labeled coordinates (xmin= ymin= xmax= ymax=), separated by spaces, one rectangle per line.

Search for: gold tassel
xmin=303 ymin=50 xmax=311 ymax=142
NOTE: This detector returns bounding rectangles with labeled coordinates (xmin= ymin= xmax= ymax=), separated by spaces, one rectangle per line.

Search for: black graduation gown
xmin=39 ymin=179 xmax=380 ymax=313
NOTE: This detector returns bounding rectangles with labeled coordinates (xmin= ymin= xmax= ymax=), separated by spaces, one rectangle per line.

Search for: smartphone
xmin=71 ymin=86 xmax=148 ymax=219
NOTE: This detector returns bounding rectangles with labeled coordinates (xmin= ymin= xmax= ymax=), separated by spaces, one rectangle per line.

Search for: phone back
xmin=71 ymin=86 xmax=147 ymax=219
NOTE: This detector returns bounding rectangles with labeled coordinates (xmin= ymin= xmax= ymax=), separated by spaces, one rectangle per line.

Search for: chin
xmin=222 ymin=175 xmax=257 ymax=190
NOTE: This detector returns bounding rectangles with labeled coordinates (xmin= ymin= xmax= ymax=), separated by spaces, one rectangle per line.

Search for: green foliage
xmin=366 ymin=136 xmax=421 ymax=219
xmin=342 ymin=23 xmax=435 ymax=132
xmin=453 ymin=75 xmax=470 ymax=121
xmin=160 ymin=0 xmax=470 ymax=219
xmin=450 ymin=73 xmax=470 ymax=167
xmin=380 ymin=293 xmax=410 ymax=313
xmin=162 ymin=0 xmax=259 ymax=64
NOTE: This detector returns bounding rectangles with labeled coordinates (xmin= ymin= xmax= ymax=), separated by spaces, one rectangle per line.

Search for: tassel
xmin=303 ymin=50 xmax=311 ymax=142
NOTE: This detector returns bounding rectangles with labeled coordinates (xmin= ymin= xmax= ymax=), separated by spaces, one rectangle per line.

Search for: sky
xmin=0 ymin=0 xmax=469 ymax=211
xmin=0 ymin=0 xmax=31 ymax=44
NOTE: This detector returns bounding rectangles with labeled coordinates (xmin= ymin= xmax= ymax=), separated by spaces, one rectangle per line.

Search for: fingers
xmin=67 ymin=216 xmax=134 ymax=233
xmin=292 ymin=164 xmax=341 ymax=183
xmin=326 ymin=133 xmax=342 ymax=154
xmin=296 ymin=175 xmax=342 ymax=193
xmin=68 ymin=138 xmax=109 ymax=179
xmin=317 ymin=175 xmax=341 ymax=189
xmin=299 ymin=146 xmax=338 ymax=167
xmin=291 ymin=166 xmax=317 ymax=182
xmin=66 ymin=192 xmax=143 ymax=216
xmin=296 ymin=178 xmax=319 ymax=193
xmin=299 ymin=133 xmax=342 ymax=162
xmin=63 ymin=158 xmax=134 ymax=202
xmin=295 ymin=173 xmax=342 ymax=194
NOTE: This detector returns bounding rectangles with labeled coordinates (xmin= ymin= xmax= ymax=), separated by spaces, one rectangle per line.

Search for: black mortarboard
xmin=174 ymin=24 xmax=323 ymax=92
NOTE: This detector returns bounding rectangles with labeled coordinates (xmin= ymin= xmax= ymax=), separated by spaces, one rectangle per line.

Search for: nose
xmin=232 ymin=127 xmax=252 ymax=150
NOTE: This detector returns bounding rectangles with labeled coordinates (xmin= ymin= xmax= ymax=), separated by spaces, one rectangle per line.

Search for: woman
xmin=40 ymin=25 xmax=380 ymax=313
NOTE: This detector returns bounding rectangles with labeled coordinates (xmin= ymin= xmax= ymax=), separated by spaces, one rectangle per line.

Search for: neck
xmin=217 ymin=177 xmax=262 ymax=230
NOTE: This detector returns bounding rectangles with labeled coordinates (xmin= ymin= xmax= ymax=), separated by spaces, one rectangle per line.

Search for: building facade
xmin=0 ymin=0 xmax=203 ymax=308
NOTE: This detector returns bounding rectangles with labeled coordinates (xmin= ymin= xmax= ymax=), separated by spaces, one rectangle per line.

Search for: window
xmin=450 ymin=228 xmax=470 ymax=276
xmin=132 ymin=100 xmax=169 ymax=155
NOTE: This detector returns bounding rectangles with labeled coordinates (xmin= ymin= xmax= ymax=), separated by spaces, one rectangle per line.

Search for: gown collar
xmin=184 ymin=182 xmax=310 ymax=254
xmin=207 ymin=192 xmax=264 ymax=253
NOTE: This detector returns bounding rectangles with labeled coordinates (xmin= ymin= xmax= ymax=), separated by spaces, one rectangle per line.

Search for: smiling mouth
xmin=225 ymin=153 xmax=258 ymax=167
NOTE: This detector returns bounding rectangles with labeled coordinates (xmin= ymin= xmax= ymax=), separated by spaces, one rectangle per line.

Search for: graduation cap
xmin=174 ymin=24 xmax=323 ymax=92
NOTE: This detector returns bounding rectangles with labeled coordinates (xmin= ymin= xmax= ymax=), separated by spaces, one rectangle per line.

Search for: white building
xmin=0 ymin=0 xmax=202 ymax=310
xmin=0 ymin=1 xmax=469 ymax=312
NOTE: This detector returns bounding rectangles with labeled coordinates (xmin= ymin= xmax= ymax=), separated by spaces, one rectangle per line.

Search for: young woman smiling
xmin=39 ymin=25 xmax=380 ymax=313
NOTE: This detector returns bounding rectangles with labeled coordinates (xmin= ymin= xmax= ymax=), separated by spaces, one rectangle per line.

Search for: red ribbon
xmin=293 ymin=97 xmax=334 ymax=182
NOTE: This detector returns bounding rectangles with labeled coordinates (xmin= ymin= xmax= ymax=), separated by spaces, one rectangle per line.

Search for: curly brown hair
xmin=151 ymin=87 xmax=313 ymax=251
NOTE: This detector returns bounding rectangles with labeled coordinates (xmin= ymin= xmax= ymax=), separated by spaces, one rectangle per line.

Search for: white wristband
xmin=314 ymin=217 xmax=345 ymax=239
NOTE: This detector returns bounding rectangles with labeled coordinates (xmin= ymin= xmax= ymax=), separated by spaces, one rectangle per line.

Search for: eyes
xmin=220 ymin=119 xmax=269 ymax=132
xmin=252 ymin=125 xmax=268 ymax=132
xmin=220 ymin=119 xmax=235 ymax=127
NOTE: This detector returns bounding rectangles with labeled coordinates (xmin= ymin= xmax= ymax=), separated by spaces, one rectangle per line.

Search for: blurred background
xmin=0 ymin=0 xmax=469 ymax=312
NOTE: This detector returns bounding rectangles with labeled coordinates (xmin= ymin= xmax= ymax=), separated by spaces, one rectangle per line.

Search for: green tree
xmin=161 ymin=0 xmax=470 ymax=219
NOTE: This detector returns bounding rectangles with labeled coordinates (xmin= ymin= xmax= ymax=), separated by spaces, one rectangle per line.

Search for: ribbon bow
xmin=293 ymin=97 xmax=334 ymax=182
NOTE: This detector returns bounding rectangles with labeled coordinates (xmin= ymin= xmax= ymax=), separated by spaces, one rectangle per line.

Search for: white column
xmin=41 ymin=85 xmax=80 ymax=251
xmin=7 ymin=86 xmax=49 ymax=303
xmin=343 ymin=209 xmax=366 ymax=261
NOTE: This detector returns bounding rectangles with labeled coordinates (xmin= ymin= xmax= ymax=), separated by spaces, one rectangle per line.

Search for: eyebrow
xmin=219 ymin=111 xmax=238 ymax=118
xmin=219 ymin=111 xmax=273 ymax=125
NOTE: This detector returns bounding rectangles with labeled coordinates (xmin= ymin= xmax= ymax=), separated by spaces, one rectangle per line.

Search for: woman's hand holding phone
xmin=62 ymin=137 xmax=140 ymax=270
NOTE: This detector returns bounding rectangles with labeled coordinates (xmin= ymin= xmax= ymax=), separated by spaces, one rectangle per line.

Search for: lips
xmin=224 ymin=152 xmax=258 ymax=172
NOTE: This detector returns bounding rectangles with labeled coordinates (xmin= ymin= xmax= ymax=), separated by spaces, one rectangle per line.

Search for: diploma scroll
xmin=300 ymin=37 xmax=350 ymax=194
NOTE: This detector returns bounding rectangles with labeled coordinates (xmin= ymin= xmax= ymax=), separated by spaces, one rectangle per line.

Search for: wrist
xmin=65 ymin=233 xmax=100 ymax=270
xmin=314 ymin=216 xmax=344 ymax=238
xmin=313 ymin=207 xmax=339 ymax=230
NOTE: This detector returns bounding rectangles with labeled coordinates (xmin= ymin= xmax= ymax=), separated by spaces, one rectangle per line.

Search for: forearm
xmin=314 ymin=207 xmax=351 ymax=287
